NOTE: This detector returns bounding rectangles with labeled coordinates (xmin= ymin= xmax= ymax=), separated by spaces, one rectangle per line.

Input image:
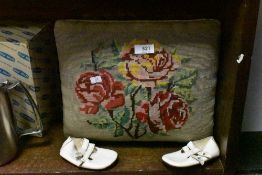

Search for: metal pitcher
xmin=0 ymin=80 xmax=43 ymax=166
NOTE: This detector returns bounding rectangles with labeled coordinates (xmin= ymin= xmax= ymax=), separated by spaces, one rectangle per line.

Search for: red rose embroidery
xmin=118 ymin=39 xmax=179 ymax=87
xmin=75 ymin=70 xmax=125 ymax=114
xmin=136 ymin=91 xmax=189 ymax=133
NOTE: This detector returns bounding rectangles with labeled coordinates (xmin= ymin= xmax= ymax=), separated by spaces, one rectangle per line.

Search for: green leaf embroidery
xmin=176 ymin=73 xmax=197 ymax=88
xmin=111 ymin=40 xmax=120 ymax=56
xmin=189 ymin=106 xmax=193 ymax=113
xmin=135 ymin=87 xmax=148 ymax=101
xmin=99 ymin=104 xmax=107 ymax=112
xmin=96 ymin=57 xmax=120 ymax=69
xmin=114 ymin=124 xmax=124 ymax=137
xmin=111 ymin=107 xmax=131 ymax=137
xmin=121 ymin=107 xmax=130 ymax=125
xmin=91 ymin=41 xmax=121 ymax=70
xmin=87 ymin=117 xmax=115 ymax=129
xmin=115 ymin=74 xmax=126 ymax=81
xmin=124 ymin=83 xmax=138 ymax=95
xmin=168 ymin=67 xmax=198 ymax=89
xmin=114 ymin=107 xmax=130 ymax=126
xmin=172 ymin=87 xmax=197 ymax=103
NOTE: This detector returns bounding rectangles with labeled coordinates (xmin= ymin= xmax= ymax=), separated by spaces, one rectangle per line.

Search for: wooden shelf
xmin=0 ymin=123 xmax=223 ymax=175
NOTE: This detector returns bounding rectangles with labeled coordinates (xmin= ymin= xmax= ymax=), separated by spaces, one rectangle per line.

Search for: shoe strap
xmin=81 ymin=143 xmax=96 ymax=162
xmin=72 ymin=138 xmax=89 ymax=159
xmin=181 ymin=142 xmax=200 ymax=155
xmin=190 ymin=151 xmax=211 ymax=165
xmin=72 ymin=138 xmax=97 ymax=165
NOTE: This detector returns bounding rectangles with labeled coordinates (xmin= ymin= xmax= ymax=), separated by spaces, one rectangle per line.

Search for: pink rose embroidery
xmin=75 ymin=70 xmax=125 ymax=114
xmin=136 ymin=91 xmax=189 ymax=133
xmin=118 ymin=39 xmax=179 ymax=87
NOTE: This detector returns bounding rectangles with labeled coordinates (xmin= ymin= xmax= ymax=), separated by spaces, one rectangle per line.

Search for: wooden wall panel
xmin=0 ymin=0 xmax=225 ymax=20
xmin=214 ymin=0 xmax=260 ymax=174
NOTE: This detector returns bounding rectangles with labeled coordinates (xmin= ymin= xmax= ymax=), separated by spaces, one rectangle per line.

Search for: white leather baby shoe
xmin=60 ymin=137 xmax=118 ymax=170
xmin=162 ymin=136 xmax=220 ymax=167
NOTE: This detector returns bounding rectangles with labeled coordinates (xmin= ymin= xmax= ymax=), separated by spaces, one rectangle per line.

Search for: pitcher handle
xmin=8 ymin=81 xmax=43 ymax=137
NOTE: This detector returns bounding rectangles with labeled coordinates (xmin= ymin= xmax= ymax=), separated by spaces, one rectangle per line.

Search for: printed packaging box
xmin=0 ymin=22 xmax=61 ymax=131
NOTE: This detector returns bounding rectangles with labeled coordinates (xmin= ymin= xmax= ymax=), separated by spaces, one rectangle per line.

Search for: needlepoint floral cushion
xmin=55 ymin=20 xmax=220 ymax=141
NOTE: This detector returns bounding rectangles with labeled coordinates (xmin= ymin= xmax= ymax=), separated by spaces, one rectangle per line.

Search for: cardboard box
xmin=0 ymin=22 xmax=61 ymax=131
